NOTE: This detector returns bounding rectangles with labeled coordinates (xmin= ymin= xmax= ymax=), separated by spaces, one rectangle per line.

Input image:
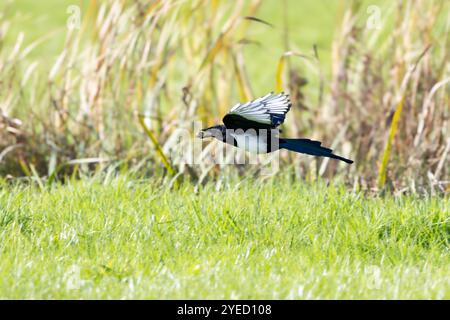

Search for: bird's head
xmin=197 ymin=125 xmax=225 ymax=140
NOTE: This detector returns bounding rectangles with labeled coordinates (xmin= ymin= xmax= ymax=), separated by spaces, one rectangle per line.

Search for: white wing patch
xmin=228 ymin=92 xmax=291 ymax=126
xmin=230 ymin=131 xmax=268 ymax=154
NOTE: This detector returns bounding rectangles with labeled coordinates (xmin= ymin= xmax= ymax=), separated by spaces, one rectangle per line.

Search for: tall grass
xmin=0 ymin=0 xmax=448 ymax=193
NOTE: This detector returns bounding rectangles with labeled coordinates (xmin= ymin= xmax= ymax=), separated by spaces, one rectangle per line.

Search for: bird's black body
xmin=198 ymin=92 xmax=353 ymax=164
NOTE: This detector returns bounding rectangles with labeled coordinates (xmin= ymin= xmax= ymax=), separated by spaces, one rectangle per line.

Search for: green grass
xmin=1 ymin=0 xmax=448 ymax=300
xmin=0 ymin=176 xmax=448 ymax=299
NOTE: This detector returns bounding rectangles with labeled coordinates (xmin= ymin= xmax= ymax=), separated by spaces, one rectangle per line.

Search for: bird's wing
xmin=222 ymin=92 xmax=291 ymax=129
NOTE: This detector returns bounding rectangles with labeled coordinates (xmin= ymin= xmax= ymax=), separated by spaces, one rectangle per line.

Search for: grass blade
xmin=138 ymin=115 xmax=176 ymax=177
xmin=377 ymin=95 xmax=405 ymax=189
xmin=276 ymin=51 xmax=309 ymax=92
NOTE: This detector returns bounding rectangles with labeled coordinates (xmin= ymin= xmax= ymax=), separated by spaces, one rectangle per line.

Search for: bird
xmin=197 ymin=92 xmax=353 ymax=164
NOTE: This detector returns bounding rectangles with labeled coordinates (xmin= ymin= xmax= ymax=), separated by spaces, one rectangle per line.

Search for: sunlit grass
xmin=0 ymin=175 xmax=448 ymax=299
xmin=0 ymin=0 xmax=448 ymax=301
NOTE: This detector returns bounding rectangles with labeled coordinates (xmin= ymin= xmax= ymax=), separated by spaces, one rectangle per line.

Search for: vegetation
xmin=0 ymin=0 xmax=448 ymax=300
xmin=0 ymin=0 xmax=448 ymax=192
xmin=0 ymin=176 xmax=448 ymax=299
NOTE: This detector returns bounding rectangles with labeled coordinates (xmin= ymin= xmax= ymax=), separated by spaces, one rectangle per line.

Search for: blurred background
xmin=0 ymin=0 xmax=449 ymax=193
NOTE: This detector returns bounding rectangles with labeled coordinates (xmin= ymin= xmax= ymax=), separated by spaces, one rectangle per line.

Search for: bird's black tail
xmin=280 ymin=138 xmax=353 ymax=164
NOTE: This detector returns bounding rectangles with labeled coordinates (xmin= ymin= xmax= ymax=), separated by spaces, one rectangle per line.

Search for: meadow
xmin=0 ymin=0 xmax=449 ymax=299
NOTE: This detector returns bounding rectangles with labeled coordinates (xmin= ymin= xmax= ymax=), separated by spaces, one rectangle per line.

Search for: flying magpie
xmin=197 ymin=92 xmax=353 ymax=164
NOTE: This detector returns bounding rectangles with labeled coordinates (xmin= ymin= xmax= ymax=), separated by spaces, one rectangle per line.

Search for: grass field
xmin=0 ymin=176 xmax=448 ymax=299
xmin=1 ymin=0 xmax=449 ymax=300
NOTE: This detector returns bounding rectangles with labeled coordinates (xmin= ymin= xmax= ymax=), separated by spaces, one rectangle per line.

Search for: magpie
xmin=197 ymin=92 xmax=353 ymax=164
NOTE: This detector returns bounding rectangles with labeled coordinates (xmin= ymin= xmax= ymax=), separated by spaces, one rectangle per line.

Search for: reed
xmin=0 ymin=0 xmax=448 ymax=193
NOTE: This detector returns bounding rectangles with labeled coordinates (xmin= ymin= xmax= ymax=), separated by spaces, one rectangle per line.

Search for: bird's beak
xmin=197 ymin=130 xmax=212 ymax=139
xmin=197 ymin=130 xmax=206 ymax=139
